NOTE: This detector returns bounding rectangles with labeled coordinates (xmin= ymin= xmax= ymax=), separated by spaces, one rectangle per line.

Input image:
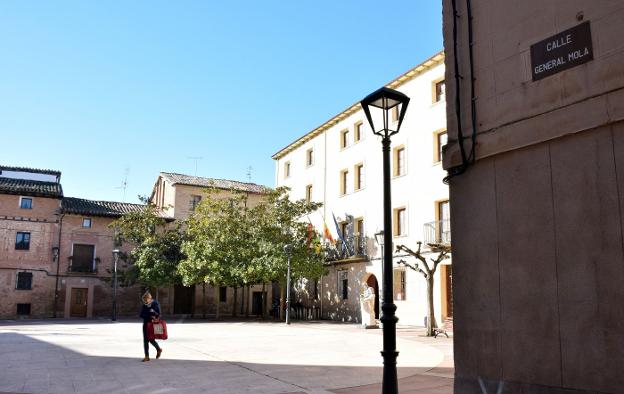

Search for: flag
xmin=306 ymin=219 xmax=314 ymax=245
xmin=323 ymin=221 xmax=334 ymax=243
xmin=332 ymin=212 xmax=344 ymax=242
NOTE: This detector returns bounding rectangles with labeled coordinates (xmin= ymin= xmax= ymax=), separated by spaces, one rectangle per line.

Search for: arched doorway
xmin=366 ymin=274 xmax=380 ymax=319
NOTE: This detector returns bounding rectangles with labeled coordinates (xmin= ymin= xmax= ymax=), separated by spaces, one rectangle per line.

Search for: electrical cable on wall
xmin=444 ymin=0 xmax=478 ymax=183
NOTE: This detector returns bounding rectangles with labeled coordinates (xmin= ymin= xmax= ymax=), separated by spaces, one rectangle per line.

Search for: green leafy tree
xmin=179 ymin=189 xmax=255 ymax=318
xmin=251 ymin=187 xmax=326 ymax=316
xmin=179 ymin=186 xmax=325 ymax=319
xmin=110 ymin=200 xmax=184 ymax=291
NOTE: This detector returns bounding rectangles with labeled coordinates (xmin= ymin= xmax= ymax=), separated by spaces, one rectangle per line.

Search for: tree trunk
xmin=240 ymin=285 xmax=245 ymax=316
xmin=215 ymin=286 xmax=221 ymax=320
xmin=169 ymin=286 xmax=174 ymax=314
xmin=232 ymin=287 xmax=238 ymax=317
xmin=261 ymin=283 xmax=267 ymax=319
xmin=202 ymin=282 xmax=206 ymax=319
xmin=280 ymin=283 xmax=286 ymax=321
xmin=245 ymin=285 xmax=250 ymax=318
xmin=426 ymin=275 xmax=437 ymax=336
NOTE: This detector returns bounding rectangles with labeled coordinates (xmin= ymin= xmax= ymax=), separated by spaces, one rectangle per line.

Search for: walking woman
xmin=140 ymin=291 xmax=162 ymax=362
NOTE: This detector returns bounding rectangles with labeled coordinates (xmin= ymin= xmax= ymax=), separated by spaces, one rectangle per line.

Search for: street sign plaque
xmin=530 ymin=21 xmax=593 ymax=81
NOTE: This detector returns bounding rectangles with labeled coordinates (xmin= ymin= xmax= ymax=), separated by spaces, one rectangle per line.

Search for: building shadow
xmin=0 ymin=331 xmax=452 ymax=394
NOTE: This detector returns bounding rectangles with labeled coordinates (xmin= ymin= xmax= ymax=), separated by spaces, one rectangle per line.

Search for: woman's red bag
xmin=147 ymin=319 xmax=168 ymax=341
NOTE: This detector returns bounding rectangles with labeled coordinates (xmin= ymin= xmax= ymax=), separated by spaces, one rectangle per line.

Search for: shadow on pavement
xmin=0 ymin=331 xmax=451 ymax=394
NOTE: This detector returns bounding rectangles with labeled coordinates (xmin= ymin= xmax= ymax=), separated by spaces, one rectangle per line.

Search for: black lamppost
xmin=361 ymin=87 xmax=410 ymax=394
xmin=52 ymin=246 xmax=60 ymax=318
xmin=283 ymin=244 xmax=292 ymax=325
xmin=112 ymin=249 xmax=120 ymax=322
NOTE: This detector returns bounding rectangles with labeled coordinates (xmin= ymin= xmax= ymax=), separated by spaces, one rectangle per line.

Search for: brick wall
xmin=0 ymin=194 xmax=60 ymax=318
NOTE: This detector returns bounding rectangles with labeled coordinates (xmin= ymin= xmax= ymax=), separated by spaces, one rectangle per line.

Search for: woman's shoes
xmin=156 ymin=349 xmax=162 ymax=359
xmin=142 ymin=357 xmax=150 ymax=362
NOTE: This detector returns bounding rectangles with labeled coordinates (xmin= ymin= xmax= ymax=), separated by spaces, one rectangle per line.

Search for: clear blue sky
xmin=0 ymin=1 xmax=442 ymax=203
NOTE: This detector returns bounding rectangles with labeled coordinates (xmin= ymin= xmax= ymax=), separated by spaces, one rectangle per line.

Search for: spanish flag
xmin=323 ymin=220 xmax=334 ymax=243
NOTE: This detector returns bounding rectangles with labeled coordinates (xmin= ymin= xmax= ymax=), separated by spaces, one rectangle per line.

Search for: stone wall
xmin=442 ymin=0 xmax=624 ymax=392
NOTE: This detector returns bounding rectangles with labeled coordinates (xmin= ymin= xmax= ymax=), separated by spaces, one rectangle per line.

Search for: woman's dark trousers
xmin=143 ymin=322 xmax=161 ymax=357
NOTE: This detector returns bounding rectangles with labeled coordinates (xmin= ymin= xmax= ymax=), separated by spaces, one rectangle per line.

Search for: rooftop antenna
xmin=246 ymin=166 xmax=253 ymax=182
xmin=187 ymin=156 xmax=203 ymax=176
xmin=115 ymin=168 xmax=129 ymax=202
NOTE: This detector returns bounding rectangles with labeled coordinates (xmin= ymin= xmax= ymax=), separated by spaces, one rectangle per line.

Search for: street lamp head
xmin=360 ymin=87 xmax=410 ymax=139
xmin=374 ymin=230 xmax=384 ymax=247
xmin=112 ymin=249 xmax=120 ymax=258
xmin=283 ymin=244 xmax=293 ymax=255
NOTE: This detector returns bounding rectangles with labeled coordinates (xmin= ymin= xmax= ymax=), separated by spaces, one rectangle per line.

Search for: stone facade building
xmin=0 ymin=166 xmax=145 ymax=319
xmin=442 ymin=1 xmax=624 ymax=392
xmin=273 ymin=52 xmax=452 ymax=327
xmin=149 ymin=172 xmax=272 ymax=317
xmin=1 ymin=166 xmax=271 ymax=320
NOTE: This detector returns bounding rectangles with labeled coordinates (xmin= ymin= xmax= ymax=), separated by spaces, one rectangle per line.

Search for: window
xmin=284 ymin=161 xmax=291 ymax=178
xmin=16 ymin=303 xmax=31 ymax=315
xmin=19 ymin=197 xmax=33 ymax=209
xmin=393 ymin=269 xmax=406 ymax=300
xmin=219 ymin=286 xmax=227 ymax=302
xmin=354 ymin=163 xmax=365 ymax=190
xmin=189 ymin=195 xmax=202 ymax=211
xmin=391 ymin=105 xmax=400 ymax=122
xmin=356 ymin=218 xmax=364 ymax=236
xmin=306 ymin=148 xmax=314 ymax=167
xmin=340 ymin=221 xmax=349 ymax=239
xmin=306 ymin=184 xmax=313 ymax=203
xmin=340 ymin=169 xmax=349 ymax=196
xmin=338 ymin=270 xmax=348 ymax=300
xmin=434 ymin=131 xmax=448 ymax=163
xmin=71 ymin=244 xmax=95 ymax=272
xmin=437 ymin=200 xmax=450 ymax=223
xmin=394 ymin=146 xmax=406 ymax=176
xmin=394 ymin=208 xmax=407 ymax=236
xmin=341 ymin=129 xmax=350 ymax=149
xmin=354 ymin=121 xmax=363 ymax=143
xmin=15 ymin=232 xmax=30 ymax=250
xmin=437 ymin=200 xmax=451 ymax=243
xmin=82 ymin=218 xmax=92 ymax=228
xmin=434 ymin=80 xmax=446 ymax=103
xmin=16 ymin=272 xmax=33 ymax=290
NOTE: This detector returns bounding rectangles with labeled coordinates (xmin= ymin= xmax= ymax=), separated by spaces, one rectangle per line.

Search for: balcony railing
xmin=67 ymin=256 xmax=99 ymax=273
xmin=325 ymin=235 xmax=368 ymax=262
xmin=423 ymin=220 xmax=451 ymax=245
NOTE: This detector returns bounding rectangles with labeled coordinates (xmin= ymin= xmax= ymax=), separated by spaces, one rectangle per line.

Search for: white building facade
xmin=272 ymin=52 xmax=452 ymax=327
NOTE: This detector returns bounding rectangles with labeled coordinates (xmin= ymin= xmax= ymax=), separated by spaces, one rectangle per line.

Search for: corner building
xmin=441 ymin=1 xmax=624 ymax=392
xmin=273 ymin=52 xmax=453 ymax=327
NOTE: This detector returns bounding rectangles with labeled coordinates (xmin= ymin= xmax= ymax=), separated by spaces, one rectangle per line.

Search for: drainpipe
xmin=53 ymin=212 xmax=65 ymax=318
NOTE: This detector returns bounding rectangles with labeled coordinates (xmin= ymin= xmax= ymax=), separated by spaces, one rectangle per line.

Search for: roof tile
xmin=0 ymin=177 xmax=63 ymax=198
xmin=160 ymin=172 xmax=268 ymax=194
xmin=62 ymin=197 xmax=146 ymax=218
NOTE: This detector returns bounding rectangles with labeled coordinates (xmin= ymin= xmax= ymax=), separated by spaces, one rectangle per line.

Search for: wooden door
xmin=446 ymin=265 xmax=453 ymax=317
xmin=252 ymin=292 xmax=264 ymax=316
xmin=174 ymin=285 xmax=195 ymax=314
xmin=70 ymin=288 xmax=88 ymax=317
xmin=366 ymin=274 xmax=380 ymax=319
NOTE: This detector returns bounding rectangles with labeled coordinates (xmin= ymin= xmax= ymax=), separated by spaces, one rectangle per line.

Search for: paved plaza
xmin=0 ymin=319 xmax=453 ymax=394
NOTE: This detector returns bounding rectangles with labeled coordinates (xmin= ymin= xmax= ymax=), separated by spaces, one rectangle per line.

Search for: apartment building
xmin=272 ymin=52 xmax=451 ymax=326
xmin=0 ymin=165 xmax=145 ymax=319
xmin=149 ymin=172 xmax=272 ymax=317
xmin=1 ymin=166 xmax=273 ymax=319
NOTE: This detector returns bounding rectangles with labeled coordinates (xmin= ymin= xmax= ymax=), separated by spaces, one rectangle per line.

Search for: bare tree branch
xmin=396 ymin=243 xmax=430 ymax=273
xmin=397 ymin=259 xmax=427 ymax=278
